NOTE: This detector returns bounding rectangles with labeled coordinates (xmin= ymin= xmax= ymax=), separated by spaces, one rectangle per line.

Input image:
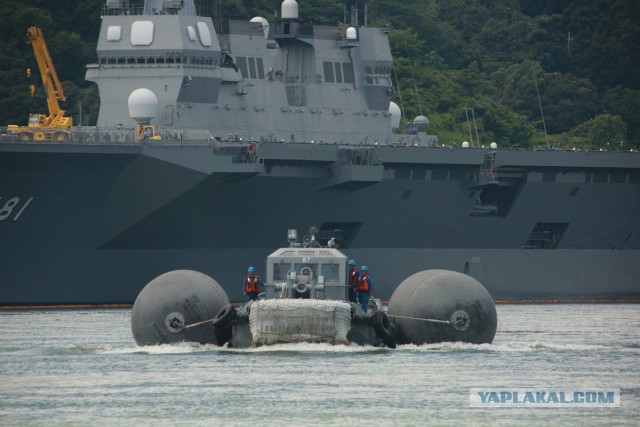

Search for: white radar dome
xmin=490 ymin=142 xmax=498 ymax=149
xmin=462 ymin=141 xmax=470 ymax=148
xmin=346 ymin=27 xmax=357 ymax=40
xmin=128 ymin=88 xmax=158 ymax=123
xmin=281 ymin=0 xmax=298 ymax=20
xmin=389 ymin=102 xmax=401 ymax=129
xmin=413 ymin=115 xmax=429 ymax=125
xmin=250 ymin=17 xmax=270 ymax=39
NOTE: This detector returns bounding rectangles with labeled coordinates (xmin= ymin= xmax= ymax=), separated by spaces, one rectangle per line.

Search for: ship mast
xmin=535 ymin=77 xmax=550 ymax=149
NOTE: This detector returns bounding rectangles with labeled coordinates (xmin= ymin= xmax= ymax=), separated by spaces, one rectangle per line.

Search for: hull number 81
xmin=0 ymin=196 xmax=34 ymax=222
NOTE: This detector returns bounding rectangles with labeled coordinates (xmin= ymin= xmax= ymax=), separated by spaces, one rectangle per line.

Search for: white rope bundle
xmin=249 ymin=299 xmax=352 ymax=346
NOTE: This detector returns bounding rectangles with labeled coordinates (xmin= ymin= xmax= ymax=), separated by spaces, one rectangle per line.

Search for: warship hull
xmin=1 ymin=143 xmax=638 ymax=304
xmin=1 ymin=1 xmax=639 ymax=304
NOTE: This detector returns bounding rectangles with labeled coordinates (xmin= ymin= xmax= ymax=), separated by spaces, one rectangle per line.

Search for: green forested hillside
xmin=1 ymin=0 xmax=638 ymax=149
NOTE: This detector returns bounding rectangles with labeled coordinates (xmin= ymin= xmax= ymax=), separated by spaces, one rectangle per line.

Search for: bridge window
xmin=273 ymin=263 xmax=290 ymax=281
xmin=321 ymin=264 xmax=340 ymax=283
xmin=323 ymin=61 xmax=335 ymax=83
xmin=342 ymin=63 xmax=354 ymax=83
xmin=334 ymin=62 xmax=343 ymax=83
xmin=248 ymin=57 xmax=257 ymax=79
xmin=257 ymin=57 xmax=265 ymax=79
xmin=236 ymin=56 xmax=248 ymax=78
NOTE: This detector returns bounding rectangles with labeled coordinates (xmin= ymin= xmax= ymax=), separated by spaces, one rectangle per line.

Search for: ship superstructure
xmin=0 ymin=0 xmax=639 ymax=305
xmin=87 ymin=0 xmax=432 ymax=145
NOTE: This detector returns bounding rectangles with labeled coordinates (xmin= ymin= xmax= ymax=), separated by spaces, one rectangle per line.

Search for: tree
xmin=603 ymin=86 xmax=640 ymax=149
xmin=531 ymin=72 xmax=600 ymax=134
xmin=569 ymin=114 xmax=627 ymax=149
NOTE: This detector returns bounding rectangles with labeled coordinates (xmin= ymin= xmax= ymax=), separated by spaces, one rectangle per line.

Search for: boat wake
xmin=219 ymin=342 xmax=389 ymax=354
xmin=59 ymin=340 xmax=640 ymax=356
xmin=395 ymin=341 xmax=640 ymax=353
xmin=105 ymin=341 xmax=390 ymax=355
xmin=2 ymin=339 xmax=637 ymax=357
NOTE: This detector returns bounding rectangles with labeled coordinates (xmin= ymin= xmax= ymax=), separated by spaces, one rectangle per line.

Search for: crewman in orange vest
xmin=357 ymin=265 xmax=373 ymax=312
xmin=243 ymin=266 xmax=264 ymax=301
xmin=347 ymin=259 xmax=359 ymax=303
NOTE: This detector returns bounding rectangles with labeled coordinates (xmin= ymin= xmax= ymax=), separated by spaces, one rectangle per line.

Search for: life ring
xmin=372 ymin=311 xmax=396 ymax=348
xmin=212 ymin=304 xmax=237 ymax=328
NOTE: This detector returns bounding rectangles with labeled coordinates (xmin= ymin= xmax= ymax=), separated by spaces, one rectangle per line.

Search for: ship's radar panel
xmin=265 ymin=247 xmax=348 ymax=301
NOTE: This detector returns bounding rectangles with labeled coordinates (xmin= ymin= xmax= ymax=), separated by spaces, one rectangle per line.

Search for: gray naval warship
xmin=1 ymin=0 xmax=639 ymax=306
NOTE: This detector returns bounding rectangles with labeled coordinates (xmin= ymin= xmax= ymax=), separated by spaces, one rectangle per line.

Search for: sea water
xmin=0 ymin=305 xmax=638 ymax=426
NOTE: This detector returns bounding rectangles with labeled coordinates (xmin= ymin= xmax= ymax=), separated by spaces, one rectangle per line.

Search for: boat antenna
xmin=464 ymin=107 xmax=481 ymax=147
xmin=465 ymin=108 xmax=474 ymax=147
xmin=535 ymin=77 xmax=550 ymax=149
xmin=404 ymin=41 xmax=423 ymax=116
xmin=212 ymin=0 xmax=223 ymax=34
xmin=471 ymin=107 xmax=480 ymax=147
xmin=392 ymin=64 xmax=407 ymax=122
xmin=364 ymin=1 xmax=368 ymax=27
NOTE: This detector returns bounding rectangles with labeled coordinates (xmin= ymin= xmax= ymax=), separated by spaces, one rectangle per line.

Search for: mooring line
xmin=182 ymin=318 xmax=217 ymax=329
xmin=389 ymin=314 xmax=450 ymax=324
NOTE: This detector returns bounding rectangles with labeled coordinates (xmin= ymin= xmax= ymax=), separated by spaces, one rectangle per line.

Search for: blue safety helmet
xmin=248 ymin=266 xmax=255 ymax=273
xmin=348 ymin=259 xmax=356 ymax=265
xmin=361 ymin=265 xmax=367 ymax=271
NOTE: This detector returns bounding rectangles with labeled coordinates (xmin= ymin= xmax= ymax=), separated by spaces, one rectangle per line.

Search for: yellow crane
xmin=8 ymin=27 xmax=73 ymax=141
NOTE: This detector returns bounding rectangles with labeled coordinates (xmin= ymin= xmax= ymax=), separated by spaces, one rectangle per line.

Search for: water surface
xmin=0 ymin=305 xmax=638 ymax=425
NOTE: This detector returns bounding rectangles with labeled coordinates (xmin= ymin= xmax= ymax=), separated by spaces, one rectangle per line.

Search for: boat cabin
xmin=265 ymin=247 xmax=348 ymax=301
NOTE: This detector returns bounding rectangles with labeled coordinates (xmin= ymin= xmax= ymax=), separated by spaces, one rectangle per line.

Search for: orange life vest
xmin=348 ymin=269 xmax=359 ymax=286
xmin=245 ymin=275 xmax=260 ymax=294
xmin=357 ymin=275 xmax=370 ymax=292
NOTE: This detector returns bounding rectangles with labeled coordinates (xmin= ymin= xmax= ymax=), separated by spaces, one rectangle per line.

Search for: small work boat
xmin=131 ymin=229 xmax=497 ymax=348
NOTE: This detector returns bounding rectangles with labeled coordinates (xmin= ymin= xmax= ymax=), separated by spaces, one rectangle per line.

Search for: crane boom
xmin=26 ymin=26 xmax=72 ymax=128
